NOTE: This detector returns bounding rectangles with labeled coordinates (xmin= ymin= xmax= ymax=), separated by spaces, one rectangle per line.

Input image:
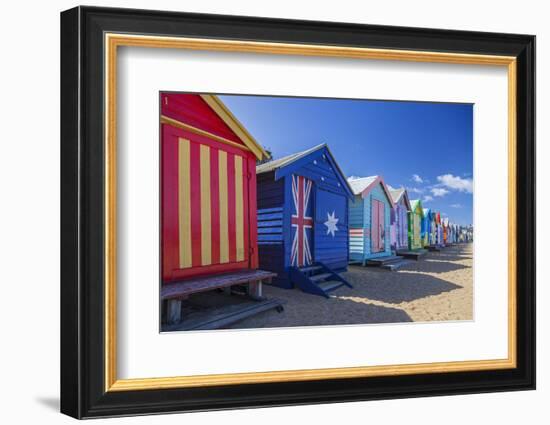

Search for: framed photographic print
xmin=60 ymin=6 xmax=535 ymax=419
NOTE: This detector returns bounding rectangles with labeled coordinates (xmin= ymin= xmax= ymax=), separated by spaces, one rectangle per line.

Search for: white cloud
xmin=437 ymin=174 xmax=473 ymax=193
xmin=423 ymin=195 xmax=433 ymax=202
xmin=450 ymin=203 xmax=462 ymax=208
xmin=407 ymin=187 xmax=424 ymax=194
xmin=412 ymin=174 xmax=424 ymax=183
xmin=431 ymin=187 xmax=450 ymax=197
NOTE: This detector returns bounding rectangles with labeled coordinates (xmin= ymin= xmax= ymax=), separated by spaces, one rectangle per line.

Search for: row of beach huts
xmin=160 ymin=93 xmax=473 ymax=328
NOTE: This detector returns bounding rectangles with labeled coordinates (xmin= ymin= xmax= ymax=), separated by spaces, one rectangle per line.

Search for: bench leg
xmin=167 ymin=299 xmax=182 ymax=324
xmin=247 ymin=281 xmax=264 ymax=301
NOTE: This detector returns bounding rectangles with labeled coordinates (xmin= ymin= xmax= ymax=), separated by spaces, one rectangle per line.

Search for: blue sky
xmin=220 ymin=94 xmax=473 ymax=225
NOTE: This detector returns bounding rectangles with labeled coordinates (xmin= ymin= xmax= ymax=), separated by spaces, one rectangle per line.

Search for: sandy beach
xmin=228 ymin=243 xmax=473 ymax=329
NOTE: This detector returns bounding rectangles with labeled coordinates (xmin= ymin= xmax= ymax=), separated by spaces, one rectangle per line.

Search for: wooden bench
xmin=162 ymin=269 xmax=277 ymax=325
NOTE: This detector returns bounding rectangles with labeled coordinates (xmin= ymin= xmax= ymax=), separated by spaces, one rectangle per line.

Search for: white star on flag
xmin=324 ymin=211 xmax=339 ymax=237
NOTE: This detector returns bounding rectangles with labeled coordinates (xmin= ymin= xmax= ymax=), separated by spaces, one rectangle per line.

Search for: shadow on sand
xmin=408 ymin=258 xmax=469 ymax=274
xmin=227 ymin=287 xmax=413 ymax=328
xmin=208 ymin=245 xmax=472 ymax=329
xmin=344 ymin=270 xmax=462 ymax=304
xmin=431 ymin=250 xmax=472 ymax=259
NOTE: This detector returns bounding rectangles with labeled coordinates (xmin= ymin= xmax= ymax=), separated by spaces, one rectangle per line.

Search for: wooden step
xmin=366 ymin=255 xmax=404 ymax=266
xmin=396 ymin=249 xmax=428 ymax=260
xmin=310 ymin=272 xmax=332 ymax=282
xmin=299 ymin=265 xmax=323 ymax=273
xmin=381 ymin=260 xmax=414 ymax=271
xmin=318 ymin=280 xmax=344 ymax=292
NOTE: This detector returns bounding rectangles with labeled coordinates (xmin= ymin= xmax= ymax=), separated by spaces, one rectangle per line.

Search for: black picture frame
xmin=61 ymin=5 xmax=535 ymax=419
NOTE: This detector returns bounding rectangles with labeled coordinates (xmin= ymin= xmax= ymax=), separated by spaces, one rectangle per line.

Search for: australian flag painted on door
xmin=256 ymin=144 xmax=354 ymax=288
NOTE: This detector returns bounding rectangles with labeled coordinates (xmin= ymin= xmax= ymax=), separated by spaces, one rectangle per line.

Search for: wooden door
xmin=400 ymin=208 xmax=408 ymax=247
xmin=413 ymin=214 xmax=421 ymax=248
xmin=378 ymin=200 xmax=386 ymax=251
xmin=371 ymin=199 xmax=385 ymax=253
xmin=315 ymin=187 xmax=348 ymax=269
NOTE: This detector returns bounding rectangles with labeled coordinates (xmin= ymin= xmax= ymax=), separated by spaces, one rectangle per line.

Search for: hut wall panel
xmin=294 ymin=154 xmax=344 ymax=190
xmin=256 ymin=173 xmax=285 ymax=275
xmin=257 ymin=207 xmax=283 ymax=243
xmin=313 ymin=176 xmax=349 ymax=270
xmin=430 ymin=212 xmax=437 ymax=245
xmin=390 ymin=205 xmax=397 ymax=249
xmin=408 ymin=204 xmax=423 ymax=250
xmin=257 ymin=172 xmax=284 ymax=209
xmin=362 ymin=184 xmax=392 ymax=259
xmin=299 ymin=167 xmax=340 ymax=188
xmin=257 ymin=244 xmax=286 ymax=285
xmin=394 ymin=199 xmax=409 ymax=250
xmin=348 ymin=195 xmax=364 ymax=261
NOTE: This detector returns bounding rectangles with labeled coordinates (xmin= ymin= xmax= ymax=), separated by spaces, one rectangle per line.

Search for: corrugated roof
xmin=256 ymin=143 xmax=326 ymax=175
xmin=347 ymin=176 xmax=378 ymax=195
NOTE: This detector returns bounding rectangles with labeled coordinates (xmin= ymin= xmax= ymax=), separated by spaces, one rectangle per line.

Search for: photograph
xmin=57 ymin=4 xmax=536 ymax=419
xmin=160 ymin=92 xmax=475 ymax=331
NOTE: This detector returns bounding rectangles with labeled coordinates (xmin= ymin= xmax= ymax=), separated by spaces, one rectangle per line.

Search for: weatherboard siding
xmin=257 ymin=172 xmax=284 ymax=245
xmin=349 ymin=195 xmax=365 ymax=261
xmin=256 ymin=172 xmax=286 ymax=283
xmin=257 ymin=172 xmax=284 ymax=210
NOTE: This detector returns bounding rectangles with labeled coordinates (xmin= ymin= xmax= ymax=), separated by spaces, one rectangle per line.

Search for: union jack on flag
xmin=291 ymin=175 xmax=313 ymax=267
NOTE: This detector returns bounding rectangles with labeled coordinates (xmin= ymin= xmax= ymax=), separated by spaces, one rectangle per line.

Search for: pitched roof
xmin=256 ymin=143 xmax=325 ymax=175
xmin=347 ymin=175 xmax=394 ymax=205
xmin=200 ymin=94 xmax=269 ymax=161
xmin=389 ymin=187 xmax=405 ymax=202
xmin=348 ymin=176 xmax=378 ymax=195
xmin=388 ymin=187 xmax=412 ymax=210
xmin=257 ymin=144 xmax=353 ymax=198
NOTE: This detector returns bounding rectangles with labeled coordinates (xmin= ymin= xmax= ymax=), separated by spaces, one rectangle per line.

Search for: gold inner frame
xmin=104 ymin=33 xmax=517 ymax=392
